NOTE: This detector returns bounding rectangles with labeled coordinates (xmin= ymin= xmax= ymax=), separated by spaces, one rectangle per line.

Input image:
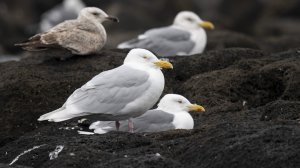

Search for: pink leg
xmin=128 ymin=119 xmax=134 ymax=133
xmin=115 ymin=121 xmax=120 ymax=131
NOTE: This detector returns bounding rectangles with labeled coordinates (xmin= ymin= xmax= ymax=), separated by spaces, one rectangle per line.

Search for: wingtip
xmin=94 ymin=128 xmax=109 ymax=134
xmin=14 ymin=43 xmax=24 ymax=47
xmin=78 ymin=131 xmax=95 ymax=135
xmin=117 ymin=43 xmax=126 ymax=49
xmin=89 ymin=121 xmax=101 ymax=130
xmin=37 ymin=113 xmax=50 ymax=121
xmin=117 ymin=41 xmax=134 ymax=49
xmin=14 ymin=39 xmax=30 ymax=46
xmin=37 ymin=117 xmax=56 ymax=122
xmin=37 ymin=117 xmax=44 ymax=121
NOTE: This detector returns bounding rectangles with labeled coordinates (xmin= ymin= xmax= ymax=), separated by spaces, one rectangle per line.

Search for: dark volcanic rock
xmin=259 ymin=36 xmax=300 ymax=53
xmin=0 ymin=50 xmax=125 ymax=146
xmin=255 ymin=19 xmax=300 ymax=37
xmin=260 ymin=0 xmax=300 ymax=18
xmin=260 ymin=100 xmax=300 ymax=121
xmin=0 ymin=163 xmax=32 ymax=168
xmin=0 ymin=47 xmax=300 ymax=167
xmin=217 ymin=0 xmax=263 ymax=33
xmin=206 ymin=30 xmax=260 ymax=51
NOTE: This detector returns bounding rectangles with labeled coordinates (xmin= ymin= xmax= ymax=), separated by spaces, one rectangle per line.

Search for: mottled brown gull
xmin=16 ymin=7 xmax=118 ymax=56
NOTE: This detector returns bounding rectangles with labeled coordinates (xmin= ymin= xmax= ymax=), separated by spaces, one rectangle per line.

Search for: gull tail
xmin=38 ymin=107 xmax=74 ymax=122
xmin=89 ymin=121 xmax=102 ymax=130
xmin=15 ymin=34 xmax=49 ymax=51
xmin=93 ymin=128 xmax=110 ymax=134
xmin=89 ymin=121 xmax=115 ymax=134
xmin=78 ymin=131 xmax=95 ymax=135
xmin=117 ymin=38 xmax=140 ymax=49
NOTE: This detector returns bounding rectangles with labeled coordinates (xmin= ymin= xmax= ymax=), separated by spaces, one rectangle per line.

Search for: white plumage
xmin=88 ymin=94 xmax=205 ymax=134
xmin=38 ymin=49 xmax=173 ymax=132
xmin=118 ymin=11 xmax=214 ymax=56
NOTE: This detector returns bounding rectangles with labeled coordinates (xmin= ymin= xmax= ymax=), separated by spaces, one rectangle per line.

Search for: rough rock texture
xmin=0 ymin=0 xmax=300 ymax=167
xmin=206 ymin=30 xmax=260 ymax=51
xmin=0 ymin=45 xmax=299 ymax=167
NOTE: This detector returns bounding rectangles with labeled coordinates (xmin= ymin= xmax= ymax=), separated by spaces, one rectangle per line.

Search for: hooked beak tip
xmin=199 ymin=21 xmax=214 ymax=30
xmin=154 ymin=60 xmax=173 ymax=69
xmin=188 ymin=104 xmax=205 ymax=112
xmin=106 ymin=16 xmax=119 ymax=23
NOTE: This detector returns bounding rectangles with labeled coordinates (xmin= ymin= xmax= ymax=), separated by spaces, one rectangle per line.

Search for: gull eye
xmin=92 ymin=12 xmax=99 ymax=16
xmin=143 ymin=56 xmax=148 ymax=59
xmin=178 ymin=100 xmax=183 ymax=104
xmin=186 ymin=17 xmax=194 ymax=22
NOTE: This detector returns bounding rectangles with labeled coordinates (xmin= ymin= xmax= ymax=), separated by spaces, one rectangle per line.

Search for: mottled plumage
xmin=16 ymin=7 xmax=118 ymax=56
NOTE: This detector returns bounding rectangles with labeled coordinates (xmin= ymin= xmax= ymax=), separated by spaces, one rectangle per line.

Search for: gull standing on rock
xmin=118 ymin=11 xmax=214 ymax=56
xmin=16 ymin=7 xmax=118 ymax=56
xmin=38 ymin=49 xmax=173 ymax=132
xmin=87 ymin=94 xmax=205 ymax=134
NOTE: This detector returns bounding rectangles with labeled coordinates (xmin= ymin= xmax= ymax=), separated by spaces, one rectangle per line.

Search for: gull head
xmin=173 ymin=11 xmax=214 ymax=30
xmin=78 ymin=7 xmax=119 ymax=23
xmin=158 ymin=94 xmax=205 ymax=113
xmin=124 ymin=48 xmax=173 ymax=70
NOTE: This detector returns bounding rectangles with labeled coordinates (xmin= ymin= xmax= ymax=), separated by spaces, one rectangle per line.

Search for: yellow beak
xmin=188 ymin=104 xmax=205 ymax=112
xmin=199 ymin=21 xmax=215 ymax=30
xmin=154 ymin=60 xmax=173 ymax=69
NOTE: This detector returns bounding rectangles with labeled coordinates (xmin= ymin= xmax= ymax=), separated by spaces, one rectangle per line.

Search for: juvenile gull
xmin=38 ymin=49 xmax=173 ymax=132
xmin=118 ymin=11 xmax=214 ymax=56
xmin=39 ymin=0 xmax=85 ymax=32
xmin=88 ymin=94 xmax=205 ymax=134
xmin=16 ymin=7 xmax=118 ymax=56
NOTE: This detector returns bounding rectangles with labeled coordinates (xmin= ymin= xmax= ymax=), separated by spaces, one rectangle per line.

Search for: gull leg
xmin=115 ymin=121 xmax=120 ymax=131
xmin=128 ymin=119 xmax=134 ymax=133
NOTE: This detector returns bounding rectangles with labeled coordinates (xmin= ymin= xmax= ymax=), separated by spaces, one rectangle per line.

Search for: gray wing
xmin=130 ymin=109 xmax=175 ymax=132
xmin=90 ymin=110 xmax=175 ymax=133
xmin=118 ymin=27 xmax=195 ymax=56
xmin=144 ymin=27 xmax=191 ymax=41
xmin=65 ymin=65 xmax=151 ymax=119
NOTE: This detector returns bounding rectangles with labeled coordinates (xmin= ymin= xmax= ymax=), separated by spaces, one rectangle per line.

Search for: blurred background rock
xmin=0 ymin=0 xmax=299 ymax=56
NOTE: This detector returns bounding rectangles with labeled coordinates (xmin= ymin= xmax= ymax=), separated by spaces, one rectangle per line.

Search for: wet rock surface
xmin=0 ymin=44 xmax=299 ymax=167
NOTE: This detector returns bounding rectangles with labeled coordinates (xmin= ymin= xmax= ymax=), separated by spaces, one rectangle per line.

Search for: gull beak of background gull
xmin=154 ymin=60 xmax=173 ymax=69
xmin=106 ymin=16 xmax=119 ymax=23
xmin=188 ymin=104 xmax=205 ymax=112
xmin=199 ymin=21 xmax=215 ymax=30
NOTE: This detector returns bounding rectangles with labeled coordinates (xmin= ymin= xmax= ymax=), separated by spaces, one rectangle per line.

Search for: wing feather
xmin=90 ymin=109 xmax=175 ymax=133
xmin=118 ymin=26 xmax=195 ymax=56
xmin=65 ymin=65 xmax=151 ymax=116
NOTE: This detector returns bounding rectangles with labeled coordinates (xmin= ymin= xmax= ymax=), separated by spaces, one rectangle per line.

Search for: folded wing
xmin=118 ymin=27 xmax=195 ymax=56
